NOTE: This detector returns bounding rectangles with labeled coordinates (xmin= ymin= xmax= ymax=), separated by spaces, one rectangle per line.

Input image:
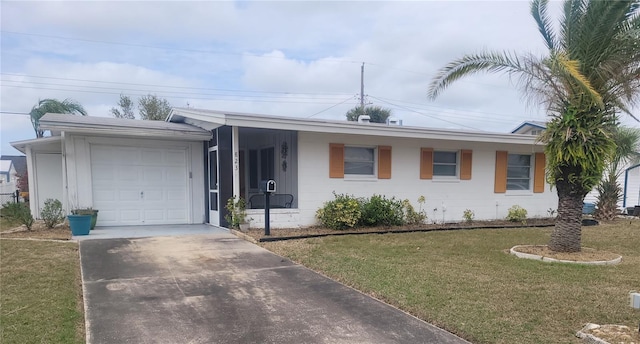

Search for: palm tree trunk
xmin=549 ymin=178 xmax=585 ymax=252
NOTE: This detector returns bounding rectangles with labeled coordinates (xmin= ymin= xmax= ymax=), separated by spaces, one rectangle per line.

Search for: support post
xmin=264 ymin=192 xmax=270 ymax=236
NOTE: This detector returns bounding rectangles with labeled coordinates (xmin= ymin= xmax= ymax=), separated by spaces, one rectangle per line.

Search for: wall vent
xmin=357 ymin=115 xmax=371 ymax=123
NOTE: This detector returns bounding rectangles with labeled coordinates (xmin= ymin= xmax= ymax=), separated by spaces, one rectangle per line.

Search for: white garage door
xmin=91 ymin=145 xmax=190 ymax=226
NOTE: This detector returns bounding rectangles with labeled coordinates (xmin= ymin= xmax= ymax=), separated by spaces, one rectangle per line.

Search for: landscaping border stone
xmin=510 ymin=245 xmax=622 ymax=265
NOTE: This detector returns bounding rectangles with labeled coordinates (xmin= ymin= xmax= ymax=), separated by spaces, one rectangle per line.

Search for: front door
xmin=208 ymin=147 xmax=219 ymax=226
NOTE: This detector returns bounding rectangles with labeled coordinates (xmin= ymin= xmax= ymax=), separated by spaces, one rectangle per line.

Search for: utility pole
xmin=360 ymin=62 xmax=365 ymax=110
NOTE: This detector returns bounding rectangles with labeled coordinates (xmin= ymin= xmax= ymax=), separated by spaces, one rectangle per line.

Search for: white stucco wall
xmin=293 ymin=131 xmax=558 ymax=227
xmin=33 ymin=153 xmax=63 ymax=218
xmin=63 ymin=135 xmax=206 ymax=225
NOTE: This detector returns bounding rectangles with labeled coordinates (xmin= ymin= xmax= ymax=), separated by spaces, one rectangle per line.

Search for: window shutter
xmin=460 ymin=149 xmax=472 ymax=180
xmin=533 ymin=152 xmax=546 ymax=193
xmin=420 ymin=148 xmax=433 ymax=179
xmin=494 ymin=151 xmax=508 ymax=193
xmin=378 ymin=146 xmax=392 ymax=179
xmin=329 ymin=143 xmax=344 ymax=178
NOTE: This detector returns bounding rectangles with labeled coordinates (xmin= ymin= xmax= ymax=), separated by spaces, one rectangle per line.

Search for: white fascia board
xmin=171 ymin=108 xmax=541 ymax=145
xmin=39 ymin=123 xmax=211 ymax=141
xmin=226 ymin=116 xmax=540 ymax=145
xmin=10 ymin=136 xmax=62 ymax=154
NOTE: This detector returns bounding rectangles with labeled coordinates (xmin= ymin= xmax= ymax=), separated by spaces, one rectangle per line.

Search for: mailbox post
xmin=260 ymin=180 xmax=276 ymax=235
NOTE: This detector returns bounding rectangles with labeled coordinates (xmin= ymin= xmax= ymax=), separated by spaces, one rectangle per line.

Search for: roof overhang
xmin=38 ymin=113 xmax=212 ymax=141
xmin=11 ymin=136 xmax=62 ymax=154
xmin=169 ymin=108 xmax=542 ymax=146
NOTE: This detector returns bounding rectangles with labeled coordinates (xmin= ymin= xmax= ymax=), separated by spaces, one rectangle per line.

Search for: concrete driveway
xmin=80 ymin=232 xmax=470 ymax=344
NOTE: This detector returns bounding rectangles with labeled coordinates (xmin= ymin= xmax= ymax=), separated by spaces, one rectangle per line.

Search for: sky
xmin=1 ymin=0 xmax=637 ymax=156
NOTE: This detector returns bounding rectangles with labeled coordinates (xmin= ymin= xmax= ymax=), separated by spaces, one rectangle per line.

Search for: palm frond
xmin=531 ymin=0 xmax=557 ymax=51
xmin=428 ymin=51 xmax=528 ymax=100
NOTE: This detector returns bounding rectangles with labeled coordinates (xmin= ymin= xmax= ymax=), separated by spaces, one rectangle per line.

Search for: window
xmin=421 ymin=148 xmax=472 ymax=180
xmin=344 ymin=146 xmax=375 ymax=175
xmin=507 ymin=154 xmax=531 ymax=190
xmin=260 ymin=147 xmax=275 ymax=180
xmin=433 ymin=151 xmax=457 ymax=177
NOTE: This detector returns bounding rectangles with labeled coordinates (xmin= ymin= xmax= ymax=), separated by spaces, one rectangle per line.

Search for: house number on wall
xmin=234 ymin=152 xmax=239 ymax=171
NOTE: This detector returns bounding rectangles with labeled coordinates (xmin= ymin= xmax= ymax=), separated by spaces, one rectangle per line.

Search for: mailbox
xmin=260 ymin=180 xmax=276 ymax=193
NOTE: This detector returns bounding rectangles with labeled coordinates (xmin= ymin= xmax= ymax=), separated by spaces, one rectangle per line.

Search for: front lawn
xmin=0 ymin=240 xmax=84 ymax=344
xmin=263 ymin=219 xmax=640 ymax=344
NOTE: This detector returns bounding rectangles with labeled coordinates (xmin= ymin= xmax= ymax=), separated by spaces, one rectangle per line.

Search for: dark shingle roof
xmin=0 ymin=155 xmax=26 ymax=176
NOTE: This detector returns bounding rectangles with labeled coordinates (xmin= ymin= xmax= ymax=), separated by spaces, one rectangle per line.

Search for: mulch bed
xmin=244 ymin=218 xmax=557 ymax=242
xmin=0 ymin=221 xmax=72 ymax=240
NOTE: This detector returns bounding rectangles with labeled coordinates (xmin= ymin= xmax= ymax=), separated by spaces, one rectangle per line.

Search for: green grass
xmin=263 ymin=220 xmax=640 ymax=344
xmin=0 ymin=240 xmax=84 ymax=344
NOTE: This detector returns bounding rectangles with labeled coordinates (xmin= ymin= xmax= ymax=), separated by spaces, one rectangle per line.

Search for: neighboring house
xmin=510 ymin=121 xmax=547 ymax=136
xmin=0 ymin=155 xmax=27 ymax=177
xmin=0 ymin=159 xmax=18 ymax=200
xmin=12 ymin=110 xmax=557 ymax=228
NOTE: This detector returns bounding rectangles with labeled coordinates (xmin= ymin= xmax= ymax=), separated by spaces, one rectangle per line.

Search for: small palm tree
xmin=595 ymin=127 xmax=640 ymax=220
xmin=30 ymin=98 xmax=88 ymax=137
xmin=428 ymin=0 xmax=640 ymax=252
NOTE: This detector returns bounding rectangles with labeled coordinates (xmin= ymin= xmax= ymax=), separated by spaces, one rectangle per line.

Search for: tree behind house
xmin=110 ymin=94 xmax=172 ymax=120
xmin=29 ymin=98 xmax=87 ymax=137
xmin=110 ymin=94 xmax=135 ymax=119
xmin=139 ymin=94 xmax=172 ymax=121
xmin=346 ymin=106 xmax=392 ymax=123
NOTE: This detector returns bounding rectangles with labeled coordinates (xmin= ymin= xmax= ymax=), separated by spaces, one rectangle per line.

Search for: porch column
xmin=232 ymin=126 xmax=240 ymax=198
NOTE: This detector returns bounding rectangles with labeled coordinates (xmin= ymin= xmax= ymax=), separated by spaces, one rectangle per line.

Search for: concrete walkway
xmin=80 ymin=232 xmax=470 ymax=344
xmin=73 ymin=224 xmax=227 ymax=241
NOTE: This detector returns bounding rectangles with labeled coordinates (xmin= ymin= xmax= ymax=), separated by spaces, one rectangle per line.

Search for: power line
xmin=1 ymin=30 xmax=363 ymax=65
xmin=369 ymin=96 xmax=484 ymax=131
xmin=0 ymin=73 xmax=352 ymax=96
xmin=0 ymin=84 xmax=351 ymax=105
xmin=307 ymin=97 xmax=357 ymax=118
xmin=1 ymin=79 xmax=349 ymax=101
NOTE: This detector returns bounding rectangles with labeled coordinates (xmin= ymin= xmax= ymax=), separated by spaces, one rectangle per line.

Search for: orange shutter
xmin=533 ymin=152 xmax=546 ymax=193
xmin=420 ymin=148 xmax=433 ymax=179
xmin=329 ymin=143 xmax=344 ymax=178
xmin=378 ymin=146 xmax=392 ymax=179
xmin=460 ymin=149 xmax=472 ymax=180
xmin=494 ymin=151 xmax=508 ymax=193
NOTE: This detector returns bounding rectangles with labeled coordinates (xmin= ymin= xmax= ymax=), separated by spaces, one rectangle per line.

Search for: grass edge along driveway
xmin=1 ymin=239 xmax=85 ymax=344
xmin=263 ymin=220 xmax=640 ymax=344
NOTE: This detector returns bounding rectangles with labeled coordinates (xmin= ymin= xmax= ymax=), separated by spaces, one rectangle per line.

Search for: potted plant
xmin=71 ymin=207 xmax=99 ymax=230
xmin=68 ymin=209 xmax=91 ymax=236
xmin=225 ymin=196 xmax=251 ymax=231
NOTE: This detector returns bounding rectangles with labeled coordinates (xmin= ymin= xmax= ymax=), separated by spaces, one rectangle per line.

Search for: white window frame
xmin=344 ymin=145 xmax=377 ymax=178
xmin=506 ymin=153 xmax=532 ymax=192
xmin=433 ymin=150 xmax=459 ymax=179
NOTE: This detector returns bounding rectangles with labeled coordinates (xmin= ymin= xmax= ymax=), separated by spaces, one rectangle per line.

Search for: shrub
xmin=316 ymin=193 xmax=362 ymax=230
xmin=224 ymin=196 xmax=247 ymax=229
xmin=404 ymin=197 xmax=427 ymax=225
xmin=506 ymin=205 xmax=528 ymax=223
xmin=2 ymin=202 xmax=34 ymax=230
xmin=41 ymin=198 xmax=64 ymax=229
xmin=360 ymin=194 xmax=405 ymax=227
xmin=462 ymin=209 xmax=475 ymax=223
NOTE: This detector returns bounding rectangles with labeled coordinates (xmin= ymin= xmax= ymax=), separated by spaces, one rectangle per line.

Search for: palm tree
xmin=428 ymin=0 xmax=640 ymax=252
xmin=595 ymin=126 xmax=640 ymax=220
xmin=30 ymin=98 xmax=88 ymax=137
xmin=346 ymin=105 xmax=392 ymax=123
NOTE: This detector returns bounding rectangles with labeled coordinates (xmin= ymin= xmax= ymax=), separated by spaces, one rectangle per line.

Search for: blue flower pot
xmin=68 ymin=214 xmax=91 ymax=236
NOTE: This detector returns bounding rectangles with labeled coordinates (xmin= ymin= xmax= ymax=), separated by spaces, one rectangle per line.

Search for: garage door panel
xmin=91 ymin=144 xmax=190 ymax=226
xmin=165 ymin=150 xmax=187 ymax=165
xmin=167 ymin=189 xmax=187 ymax=201
xmin=142 ymin=167 xmax=164 ymax=184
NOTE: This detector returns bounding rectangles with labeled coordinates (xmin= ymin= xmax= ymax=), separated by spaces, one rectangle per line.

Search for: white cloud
xmin=2 ymin=0 xmax=633 ymax=156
